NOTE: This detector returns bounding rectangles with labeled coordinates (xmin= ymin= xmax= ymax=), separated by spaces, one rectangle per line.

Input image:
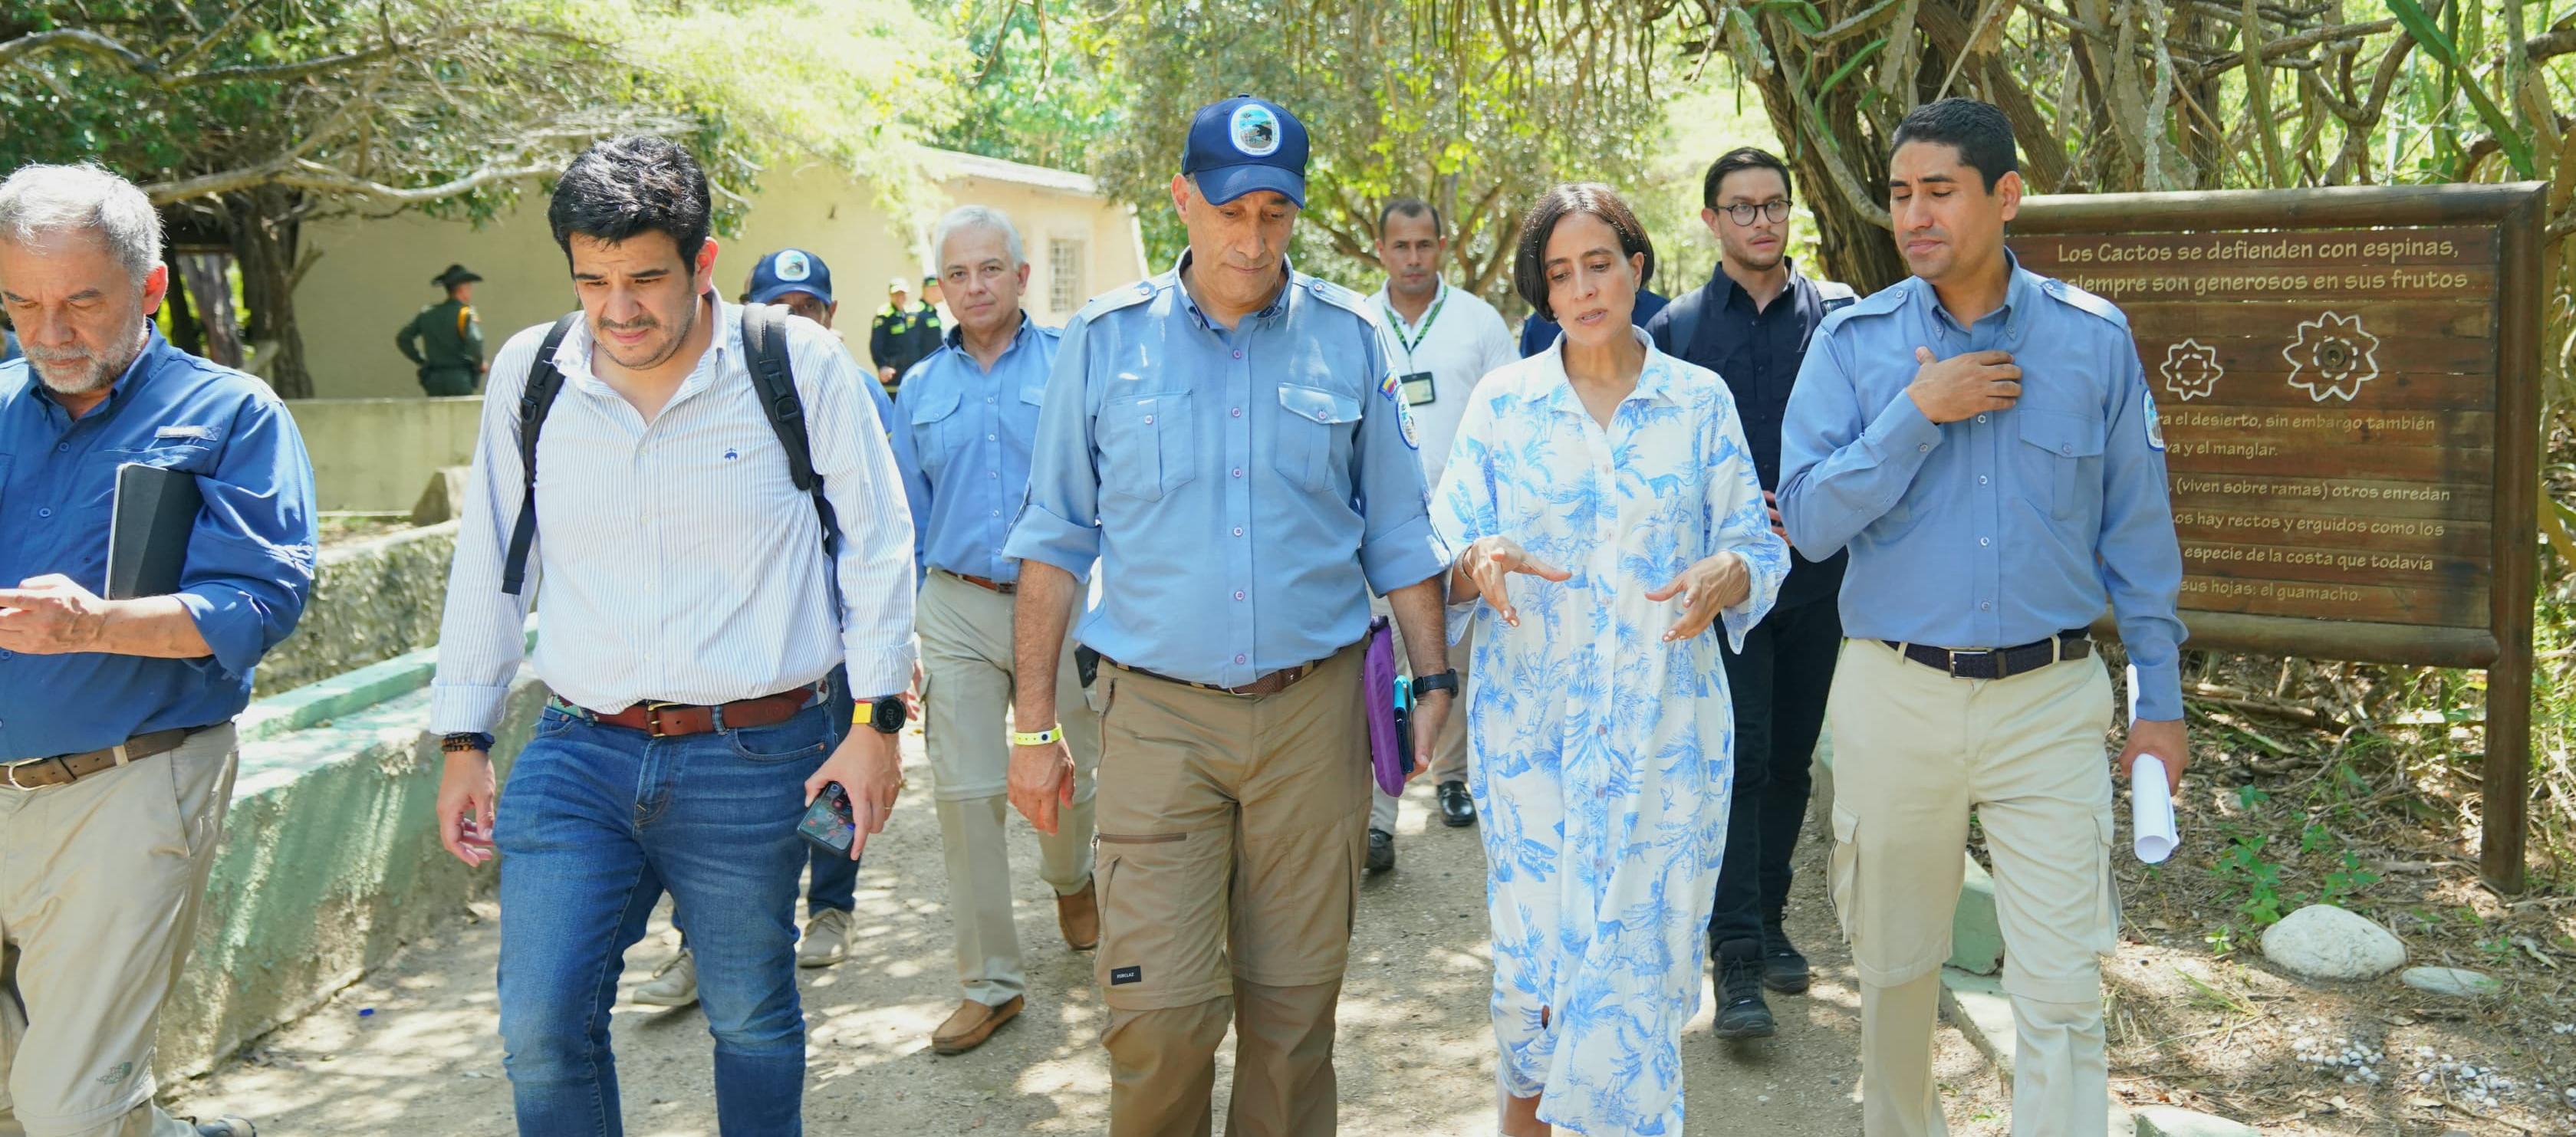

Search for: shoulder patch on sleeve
xmin=2142 ymin=389 xmax=2166 ymax=452
xmin=2038 ymin=277 xmax=2130 ymax=330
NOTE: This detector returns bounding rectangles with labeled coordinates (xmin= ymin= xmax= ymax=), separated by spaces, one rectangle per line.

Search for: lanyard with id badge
xmin=1381 ymin=290 xmax=1446 ymax=409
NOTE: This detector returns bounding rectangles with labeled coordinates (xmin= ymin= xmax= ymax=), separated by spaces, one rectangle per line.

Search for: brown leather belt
xmin=1104 ymin=654 xmax=1328 ymax=698
xmin=947 ymin=570 xmax=1016 ymax=595
xmin=562 ymin=682 xmax=825 ymax=738
xmin=3 ymin=727 xmax=202 ymax=790
xmin=1885 ymin=630 xmax=2092 ymax=682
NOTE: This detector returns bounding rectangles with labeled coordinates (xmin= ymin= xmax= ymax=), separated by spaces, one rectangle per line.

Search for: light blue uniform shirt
xmin=1005 ymin=256 xmax=1449 ymax=688
xmin=1777 ymin=254 xmax=2187 ymax=720
xmin=891 ymin=314 xmax=1056 ymax=586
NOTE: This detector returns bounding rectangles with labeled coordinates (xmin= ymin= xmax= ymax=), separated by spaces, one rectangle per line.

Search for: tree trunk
xmin=162 ymin=246 xmax=205 ymax=358
xmin=225 ymin=187 xmax=311 ymax=398
xmin=175 ymin=252 xmax=243 ymax=370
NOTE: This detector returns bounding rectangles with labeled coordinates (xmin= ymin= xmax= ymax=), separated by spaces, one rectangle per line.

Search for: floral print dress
xmin=1431 ymin=330 xmax=1788 ymax=1135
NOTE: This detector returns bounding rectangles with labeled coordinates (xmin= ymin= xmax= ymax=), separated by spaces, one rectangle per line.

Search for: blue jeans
xmin=805 ymin=665 xmax=860 ymax=912
xmin=495 ymin=701 xmax=829 ymax=1136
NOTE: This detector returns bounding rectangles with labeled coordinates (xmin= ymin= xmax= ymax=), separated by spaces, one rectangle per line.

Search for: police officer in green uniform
xmin=397 ymin=263 xmax=486 ymax=396
xmin=868 ymin=274 xmax=942 ymax=398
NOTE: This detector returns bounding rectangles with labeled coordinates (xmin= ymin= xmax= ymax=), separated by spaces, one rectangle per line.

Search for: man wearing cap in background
xmin=1005 ymin=94 xmax=1452 ymax=1137
xmin=870 ymin=275 xmax=942 ymax=399
xmin=630 ymin=244 xmax=899 ymax=1010
xmin=396 ymin=263 xmax=486 ymax=396
xmin=923 ymin=273 xmax=952 ymax=327
xmin=1358 ymin=195 xmax=1515 ymax=874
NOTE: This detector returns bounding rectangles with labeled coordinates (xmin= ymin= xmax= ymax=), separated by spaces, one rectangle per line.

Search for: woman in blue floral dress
xmin=1433 ymin=183 xmax=1789 ymax=1136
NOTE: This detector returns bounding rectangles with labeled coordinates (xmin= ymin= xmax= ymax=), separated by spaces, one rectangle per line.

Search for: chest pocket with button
xmin=1272 ymin=383 xmax=1361 ymax=493
xmin=907 ymin=384 xmax=965 ymax=477
xmin=2015 ymin=409 xmax=2105 ymax=521
xmin=1100 ymin=391 xmax=1194 ymax=501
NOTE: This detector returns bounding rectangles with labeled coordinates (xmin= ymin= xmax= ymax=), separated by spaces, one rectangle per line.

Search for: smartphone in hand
xmin=798 ymin=783 xmax=861 ymax=863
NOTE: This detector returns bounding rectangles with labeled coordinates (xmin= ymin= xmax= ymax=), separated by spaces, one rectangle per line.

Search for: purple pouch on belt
xmin=1364 ymin=616 xmax=1407 ymax=797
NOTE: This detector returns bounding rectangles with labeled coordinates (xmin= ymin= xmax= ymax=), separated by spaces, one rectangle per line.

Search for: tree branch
xmin=143 ymin=158 xmax=553 ymax=205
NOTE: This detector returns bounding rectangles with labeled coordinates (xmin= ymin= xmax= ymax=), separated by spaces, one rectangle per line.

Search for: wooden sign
xmin=2008 ymin=184 xmax=2546 ymax=891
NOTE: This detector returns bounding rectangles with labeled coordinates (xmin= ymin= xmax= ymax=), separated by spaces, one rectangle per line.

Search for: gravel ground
xmin=166 ymin=729 xmax=2014 ymax=1135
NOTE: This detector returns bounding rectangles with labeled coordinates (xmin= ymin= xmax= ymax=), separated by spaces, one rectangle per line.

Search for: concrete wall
xmin=157 ymin=650 xmax=545 ymax=1081
xmin=255 ymin=521 xmax=459 ymax=698
xmin=291 ymin=153 xmax=1148 ymax=399
xmin=285 ymin=397 xmax=481 ymax=512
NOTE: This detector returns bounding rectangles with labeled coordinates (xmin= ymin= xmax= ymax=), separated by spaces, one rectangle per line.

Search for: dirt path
xmin=168 ymin=732 xmax=2013 ymax=1135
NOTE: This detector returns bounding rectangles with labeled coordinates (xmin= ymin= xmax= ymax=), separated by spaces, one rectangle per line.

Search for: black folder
xmin=106 ymin=462 xmax=202 ymax=600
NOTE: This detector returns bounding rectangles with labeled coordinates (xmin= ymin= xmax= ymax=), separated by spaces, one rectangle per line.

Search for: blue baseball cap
xmin=1182 ymin=96 xmax=1309 ymax=209
xmin=748 ymin=248 xmax=832 ymax=305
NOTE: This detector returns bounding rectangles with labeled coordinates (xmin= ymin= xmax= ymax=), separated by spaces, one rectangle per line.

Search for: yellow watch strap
xmin=1011 ymin=725 xmax=1064 ymax=747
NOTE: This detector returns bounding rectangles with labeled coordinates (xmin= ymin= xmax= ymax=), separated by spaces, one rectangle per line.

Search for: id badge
xmin=1399 ymin=372 xmax=1437 ymax=406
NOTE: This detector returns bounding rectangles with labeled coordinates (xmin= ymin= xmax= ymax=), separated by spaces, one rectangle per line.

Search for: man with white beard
xmin=0 ymin=162 xmax=317 ymax=1137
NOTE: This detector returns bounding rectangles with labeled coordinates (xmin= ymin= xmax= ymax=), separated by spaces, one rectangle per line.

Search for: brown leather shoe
xmin=931 ymin=995 xmax=1024 ymax=1055
xmin=1057 ymin=878 xmax=1100 ymax=950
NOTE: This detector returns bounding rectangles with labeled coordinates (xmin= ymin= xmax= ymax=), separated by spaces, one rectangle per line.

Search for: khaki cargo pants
xmin=0 ymin=724 xmax=239 ymax=1137
xmin=1092 ymin=643 xmax=1369 ymax=1137
xmin=918 ymin=569 xmax=1100 ymax=1007
xmin=1826 ymin=640 xmax=2119 ymax=1137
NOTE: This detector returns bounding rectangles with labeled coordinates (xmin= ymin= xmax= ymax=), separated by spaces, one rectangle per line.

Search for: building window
xmin=1049 ymin=238 xmax=1085 ymax=314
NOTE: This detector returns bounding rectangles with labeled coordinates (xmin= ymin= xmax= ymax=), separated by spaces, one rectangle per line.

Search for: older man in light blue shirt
xmin=1778 ymin=99 xmax=2185 ymax=1137
xmin=883 ymin=205 xmax=1102 ymax=1056
xmin=1002 ymin=96 xmax=1452 ymax=1136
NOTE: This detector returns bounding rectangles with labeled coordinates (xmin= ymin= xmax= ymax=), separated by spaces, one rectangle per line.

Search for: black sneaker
xmin=1761 ymin=914 xmax=1811 ymax=994
xmin=193 ymin=1119 xmax=258 ymax=1137
xmin=1712 ymin=948 xmax=1775 ymax=1039
xmin=1366 ymin=827 xmax=1397 ymax=875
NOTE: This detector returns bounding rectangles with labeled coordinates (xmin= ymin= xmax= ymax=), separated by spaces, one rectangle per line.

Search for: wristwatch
xmin=865 ymin=696 xmax=907 ymax=735
xmin=1410 ymin=669 xmax=1460 ymax=701
xmin=442 ymin=731 xmax=495 ymax=754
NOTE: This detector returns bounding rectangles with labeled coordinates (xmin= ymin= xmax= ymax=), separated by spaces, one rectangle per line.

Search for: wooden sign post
xmin=2008 ymin=183 xmax=2547 ymax=892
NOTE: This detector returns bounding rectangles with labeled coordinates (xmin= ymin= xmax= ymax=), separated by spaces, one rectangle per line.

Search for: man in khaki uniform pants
xmin=888 ymin=205 xmax=1103 ymax=1054
xmin=1778 ymin=99 xmax=2189 ymax=1136
xmin=1002 ymin=96 xmax=1453 ymax=1136
xmin=0 ymin=163 xmax=318 ymax=1137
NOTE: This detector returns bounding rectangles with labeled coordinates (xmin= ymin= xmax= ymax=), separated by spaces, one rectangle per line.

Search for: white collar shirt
xmin=430 ymin=298 xmax=916 ymax=732
xmin=1366 ymin=279 xmax=1521 ymax=488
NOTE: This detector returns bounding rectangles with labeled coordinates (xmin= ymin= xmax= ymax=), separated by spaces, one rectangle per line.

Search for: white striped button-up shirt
xmin=429 ymin=299 xmax=916 ymax=734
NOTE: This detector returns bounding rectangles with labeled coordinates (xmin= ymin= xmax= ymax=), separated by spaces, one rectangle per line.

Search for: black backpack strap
xmin=498 ymin=312 xmax=583 ymax=596
xmin=742 ymin=304 xmax=841 ymax=557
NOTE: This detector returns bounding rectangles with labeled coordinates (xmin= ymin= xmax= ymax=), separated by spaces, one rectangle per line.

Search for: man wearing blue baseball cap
xmin=1005 ymin=95 xmax=1453 ymax=1136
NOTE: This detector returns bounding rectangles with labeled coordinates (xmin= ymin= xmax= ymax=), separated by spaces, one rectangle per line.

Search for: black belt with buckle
xmin=1885 ymin=629 xmax=2092 ymax=681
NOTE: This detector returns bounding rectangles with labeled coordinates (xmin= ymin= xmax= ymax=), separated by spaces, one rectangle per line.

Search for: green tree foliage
xmin=1074 ymin=0 xmax=1669 ymax=307
xmin=1 ymin=0 xmax=958 ymax=395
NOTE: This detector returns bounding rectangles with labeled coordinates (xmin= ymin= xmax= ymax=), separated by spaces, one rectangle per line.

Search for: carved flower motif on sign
xmin=2282 ymin=311 xmax=2381 ymax=403
xmin=2159 ymin=339 xmax=2224 ymax=401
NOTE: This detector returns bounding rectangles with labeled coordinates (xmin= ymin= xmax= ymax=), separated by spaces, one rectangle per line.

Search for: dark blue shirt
xmin=1517 ymin=288 xmax=1667 ymax=358
xmin=0 ymin=330 xmax=318 ymax=760
xmin=1645 ymin=261 xmax=1855 ymax=608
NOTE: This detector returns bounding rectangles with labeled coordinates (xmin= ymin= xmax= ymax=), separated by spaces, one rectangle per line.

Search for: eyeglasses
xmin=1719 ymin=201 xmax=1792 ymax=225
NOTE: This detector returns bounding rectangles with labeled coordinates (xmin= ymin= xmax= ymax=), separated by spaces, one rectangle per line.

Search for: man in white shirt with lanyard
xmin=1360 ymin=196 xmax=1518 ymax=873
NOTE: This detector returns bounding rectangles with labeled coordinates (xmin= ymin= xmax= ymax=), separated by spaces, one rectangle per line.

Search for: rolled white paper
xmin=2129 ymin=756 xmax=2178 ymax=863
xmin=2124 ymin=662 xmax=2179 ymax=863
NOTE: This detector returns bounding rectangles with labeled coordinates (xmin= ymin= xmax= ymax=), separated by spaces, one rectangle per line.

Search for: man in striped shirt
xmin=428 ymin=136 xmax=916 ymax=1135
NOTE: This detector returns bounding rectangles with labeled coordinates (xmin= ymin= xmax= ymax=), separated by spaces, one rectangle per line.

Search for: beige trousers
xmin=1092 ymin=644 xmax=1370 ymax=1137
xmin=1364 ymin=606 xmax=1472 ymax=833
xmin=919 ymin=570 xmax=1100 ymax=1007
xmin=0 ymin=725 xmax=238 ymax=1137
xmin=1826 ymin=640 xmax=2119 ymax=1137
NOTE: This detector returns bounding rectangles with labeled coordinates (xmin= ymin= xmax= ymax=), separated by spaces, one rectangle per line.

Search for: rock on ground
xmin=2399 ymin=965 xmax=2499 ymax=998
xmin=2260 ymin=904 xmax=2406 ymax=981
xmin=2133 ymin=1104 xmax=2261 ymax=1136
